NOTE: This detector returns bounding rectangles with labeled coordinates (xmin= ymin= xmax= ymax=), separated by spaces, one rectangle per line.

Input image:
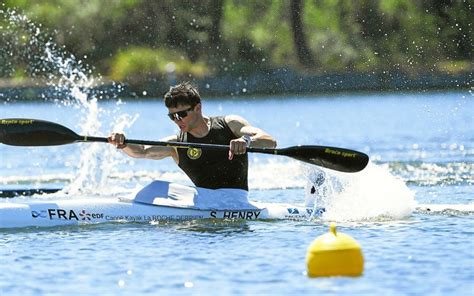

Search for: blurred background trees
xmin=1 ymin=0 xmax=472 ymax=92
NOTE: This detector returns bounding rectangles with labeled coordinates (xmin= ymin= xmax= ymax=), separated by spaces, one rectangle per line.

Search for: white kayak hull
xmin=0 ymin=198 xmax=323 ymax=229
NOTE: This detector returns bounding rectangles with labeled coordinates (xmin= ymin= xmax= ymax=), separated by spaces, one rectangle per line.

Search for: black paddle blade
xmin=0 ymin=118 xmax=81 ymax=146
xmin=279 ymin=145 xmax=369 ymax=173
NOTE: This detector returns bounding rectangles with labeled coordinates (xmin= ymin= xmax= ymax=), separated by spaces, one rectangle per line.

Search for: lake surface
xmin=0 ymin=91 xmax=473 ymax=295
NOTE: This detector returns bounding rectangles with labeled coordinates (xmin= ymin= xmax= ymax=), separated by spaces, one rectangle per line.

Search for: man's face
xmin=167 ymin=104 xmax=199 ymax=132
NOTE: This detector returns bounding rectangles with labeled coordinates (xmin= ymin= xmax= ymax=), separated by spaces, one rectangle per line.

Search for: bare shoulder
xmin=224 ymin=114 xmax=250 ymax=128
xmin=224 ymin=115 xmax=276 ymax=147
xmin=224 ymin=114 xmax=266 ymax=138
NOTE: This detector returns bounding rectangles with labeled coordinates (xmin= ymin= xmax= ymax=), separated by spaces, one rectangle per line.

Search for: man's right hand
xmin=108 ymin=132 xmax=127 ymax=149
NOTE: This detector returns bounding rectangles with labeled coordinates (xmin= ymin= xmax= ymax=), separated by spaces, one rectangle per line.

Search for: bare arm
xmin=108 ymin=133 xmax=178 ymax=162
xmin=225 ymin=115 xmax=277 ymax=160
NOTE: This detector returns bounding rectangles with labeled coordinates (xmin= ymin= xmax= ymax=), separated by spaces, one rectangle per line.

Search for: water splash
xmin=63 ymin=114 xmax=139 ymax=195
xmin=248 ymin=159 xmax=305 ymax=190
xmin=1 ymin=8 xmax=118 ymax=102
xmin=1 ymin=8 xmax=128 ymax=196
xmin=305 ymin=162 xmax=416 ymax=221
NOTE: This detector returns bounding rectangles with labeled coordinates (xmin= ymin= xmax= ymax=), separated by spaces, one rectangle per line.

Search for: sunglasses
xmin=167 ymin=106 xmax=195 ymax=121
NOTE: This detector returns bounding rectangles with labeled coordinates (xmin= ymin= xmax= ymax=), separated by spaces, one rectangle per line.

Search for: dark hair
xmin=164 ymin=82 xmax=201 ymax=108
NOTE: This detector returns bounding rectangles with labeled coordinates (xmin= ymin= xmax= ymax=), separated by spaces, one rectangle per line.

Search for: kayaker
xmin=108 ymin=82 xmax=276 ymax=191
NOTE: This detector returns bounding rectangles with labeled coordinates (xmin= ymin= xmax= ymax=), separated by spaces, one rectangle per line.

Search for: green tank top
xmin=177 ymin=116 xmax=249 ymax=190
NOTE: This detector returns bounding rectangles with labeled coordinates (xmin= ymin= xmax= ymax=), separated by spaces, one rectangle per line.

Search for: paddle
xmin=0 ymin=118 xmax=369 ymax=172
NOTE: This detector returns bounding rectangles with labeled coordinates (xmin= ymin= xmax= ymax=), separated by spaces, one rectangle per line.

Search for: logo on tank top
xmin=187 ymin=147 xmax=202 ymax=160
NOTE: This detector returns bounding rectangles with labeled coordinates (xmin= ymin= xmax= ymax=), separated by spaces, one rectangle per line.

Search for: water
xmin=1 ymin=8 xmax=474 ymax=296
xmin=1 ymin=91 xmax=473 ymax=295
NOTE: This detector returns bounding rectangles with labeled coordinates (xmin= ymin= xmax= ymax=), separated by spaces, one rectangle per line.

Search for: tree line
xmin=1 ymin=0 xmax=472 ymax=90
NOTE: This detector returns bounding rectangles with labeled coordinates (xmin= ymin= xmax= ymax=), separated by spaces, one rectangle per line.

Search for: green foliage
xmin=304 ymin=0 xmax=371 ymax=72
xmin=1 ymin=0 xmax=472 ymax=85
xmin=109 ymin=47 xmax=208 ymax=86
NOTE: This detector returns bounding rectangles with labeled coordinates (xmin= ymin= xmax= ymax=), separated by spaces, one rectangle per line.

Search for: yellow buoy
xmin=306 ymin=223 xmax=364 ymax=277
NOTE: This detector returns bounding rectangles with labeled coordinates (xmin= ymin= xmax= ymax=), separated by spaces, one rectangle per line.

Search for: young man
xmin=108 ymin=82 xmax=276 ymax=191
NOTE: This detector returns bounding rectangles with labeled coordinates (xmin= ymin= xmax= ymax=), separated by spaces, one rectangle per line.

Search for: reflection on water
xmin=392 ymin=161 xmax=474 ymax=186
xmin=156 ymin=219 xmax=255 ymax=235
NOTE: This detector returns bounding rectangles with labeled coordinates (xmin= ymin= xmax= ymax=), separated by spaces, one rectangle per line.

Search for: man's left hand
xmin=228 ymin=137 xmax=250 ymax=160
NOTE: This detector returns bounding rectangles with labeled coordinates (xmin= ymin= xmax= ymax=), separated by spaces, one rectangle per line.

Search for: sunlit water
xmin=1 ymin=92 xmax=473 ymax=295
xmin=1 ymin=7 xmax=474 ymax=296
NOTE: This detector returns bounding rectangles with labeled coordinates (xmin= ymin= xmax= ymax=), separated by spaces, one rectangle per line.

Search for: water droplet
xmin=184 ymin=281 xmax=194 ymax=288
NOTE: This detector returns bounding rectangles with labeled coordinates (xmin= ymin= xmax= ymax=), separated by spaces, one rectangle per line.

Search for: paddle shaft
xmin=36 ymin=134 xmax=370 ymax=172
xmin=80 ymin=135 xmax=277 ymax=154
xmin=0 ymin=118 xmax=369 ymax=172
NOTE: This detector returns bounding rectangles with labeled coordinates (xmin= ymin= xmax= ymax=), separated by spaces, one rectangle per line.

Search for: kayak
xmin=0 ymin=181 xmax=325 ymax=229
xmin=0 ymin=198 xmax=322 ymax=229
